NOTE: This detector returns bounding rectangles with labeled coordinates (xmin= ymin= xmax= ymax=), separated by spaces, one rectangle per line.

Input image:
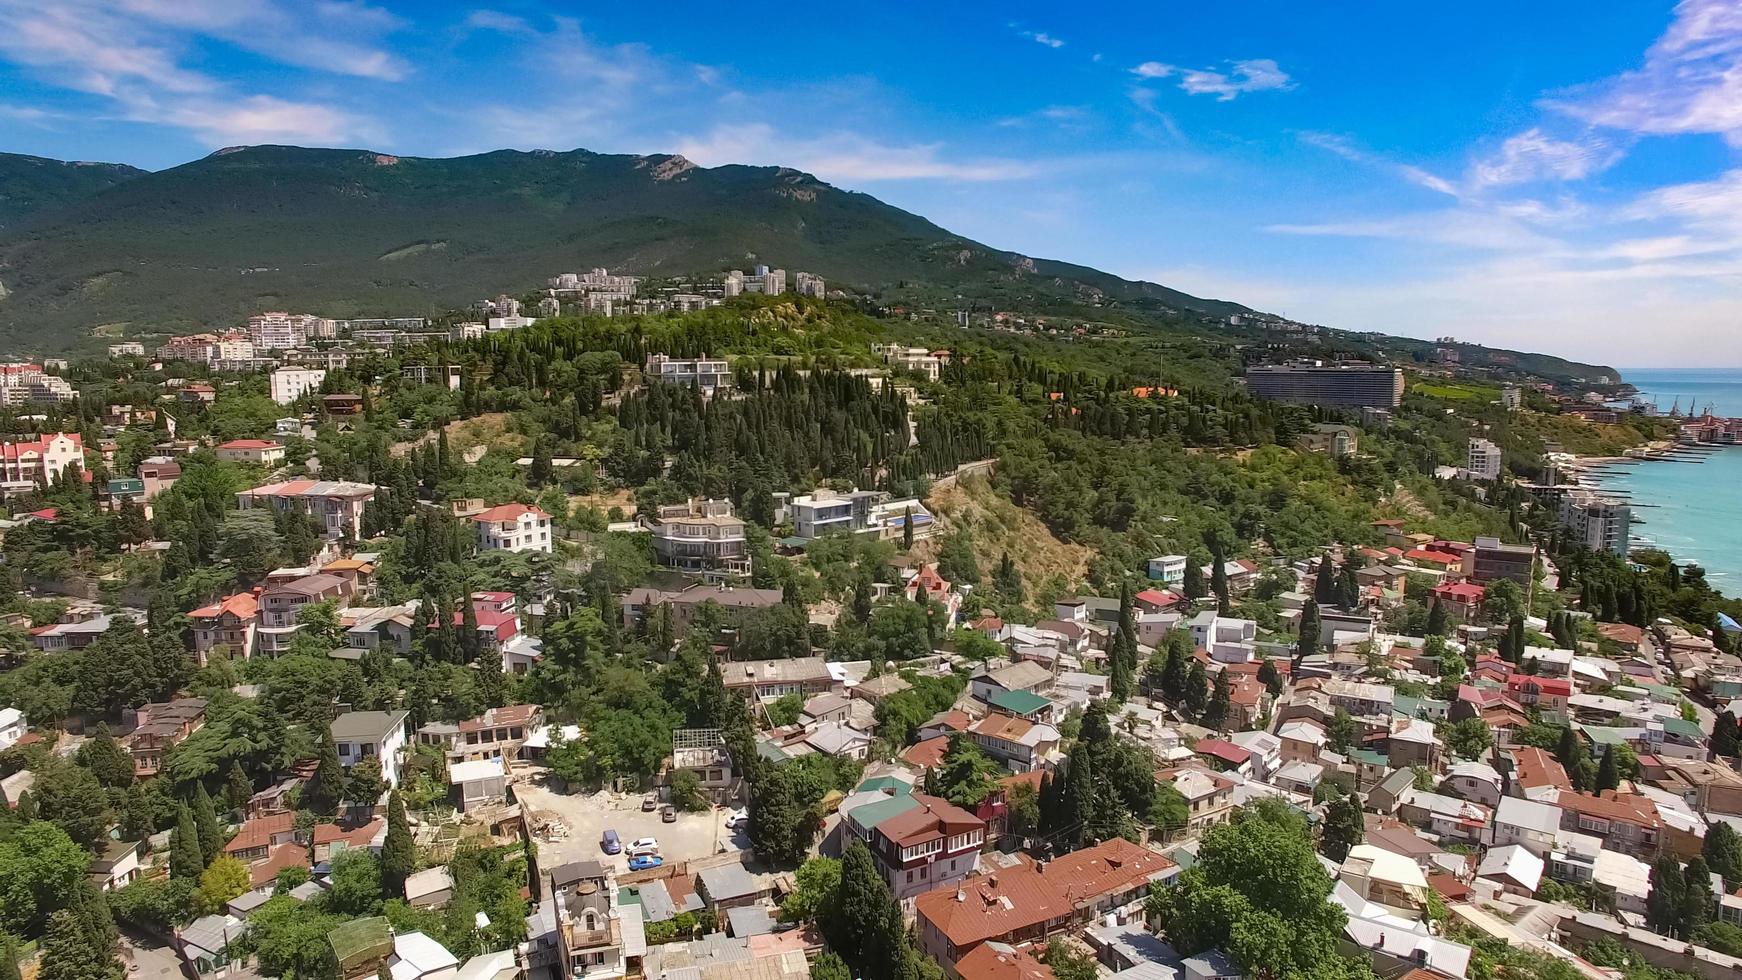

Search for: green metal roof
xmin=1661 ymin=717 xmax=1705 ymax=739
xmin=1351 ymin=748 xmax=1389 ymax=768
xmin=989 ymin=689 xmax=1051 ymax=716
xmin=1580 ymin=725 xmax=1629 ymax=746
xmin=855 ymin=775 xmax=913 ymax=797
xmin=845 ymin=794 xmax=921 ymax=832
xmin=327 ymin=916 xmax=392 ymax=971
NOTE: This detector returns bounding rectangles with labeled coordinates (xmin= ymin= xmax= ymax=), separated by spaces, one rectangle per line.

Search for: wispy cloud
xmin=1466 ymin=128 xmax=1623 ymax=188
xmin=0 ymin=0 xmax=391 ymax=147
xmin=1010 ymin=24 xmax=1065 ymax=48
xmin=1129 ymin=58 xmax=1293 ymax=101
xmin=1545 ymin=0 xmax=1742 ymax=143
xmin=1296 ymin=131 xmax=1459 ymax=196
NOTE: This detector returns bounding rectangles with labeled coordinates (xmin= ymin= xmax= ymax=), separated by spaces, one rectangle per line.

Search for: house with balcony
xmin=422 ymin=704 xmax=543 ymax=764
xmin=124 ymin=698 xmax=208 ymax=779
xmin=1555 ymin=791 xmax=1663 ymax=859
xmin=864 ymin=793 xmax=984 ymax=900
xmin=189 ymin=592 xmax=259 ymax=664
xmin=782 ymin=487 xmax=937 ymax=543
xmin=548 ymin=860 xmax=637 ymax=980
xmin=1507 ymin=675 xmax=1572 ymax=724
xmin=215 ymin=439 xmax=286 ymax=466
xmin=641 ymin=498 xmax=750 ymax=580
xmin=331 ymin=710 xmax=409 ymax=789
xmin=645 ymin=353 xmax=731 ymax=393
xmin=1155 ymin=765 xmax=1237 ymax=833
xmin=472 ymin=503 xmax=553 ymax=553
xmin=257 ymin=574 xmax=350 ymax=655
xmin=721 ymin=657 xmax=839 ymax=701
xmin=966 ymin=714 xmax=1061 ymax=773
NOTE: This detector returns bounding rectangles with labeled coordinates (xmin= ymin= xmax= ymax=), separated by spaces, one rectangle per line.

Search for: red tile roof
xmin=1406 ymin=549 xmax=1461 ymax=565
xmin=902 ymin=736 xmax=950 ymax=770
xmin=1432 ymin=582 xmax=1485 ymax=602
xmin=877 ymin=793 xmax=983 ymax=848
xmin=1507 ymin=675 xmax=1572 ymax=697
xmin=191 ymin=592 xmax=259 ymax=621
xmin=226 ymin=812 xmax=296 ymax=854
xmin=1511 ymin=746 xmax=1572 ymax=792
xmin=472 ymin=503 xmax=549 ymax=523
xmin=1557 ymin=791 xmax=1662 ymax=830
xmin=1193 ymin=738 xmax=1253 ymax=766
xmin=955 ymin=944 xmax=1054 ymax=980
xmin=218 ymin=439 xmax=280 ymax=450
xmin=250 ymin=842 xmax=311 ymax=888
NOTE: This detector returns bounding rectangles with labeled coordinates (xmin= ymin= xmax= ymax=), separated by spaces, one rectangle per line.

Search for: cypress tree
xmin=226 ymin=760 xmax=253 ymax=813
xmin=1680 ymin=856 xmax=1713 ymax=934
xmin=308 ymin=730 xmax=345 ymax=815
xmin=193 ymin=783 xmax=221 ymax=866
xmin=1426 ymin=598 xmax=1447 ymax=637
xmin=170 ymin=803 xmax=204 ymax=880
xmin=1297 ymin=600 xmax=1321 ymax=664
xmin=380 ymin=790 xmax=416 ymax=897
xmin=1646 ymin=856 xmax=1685 ymax=934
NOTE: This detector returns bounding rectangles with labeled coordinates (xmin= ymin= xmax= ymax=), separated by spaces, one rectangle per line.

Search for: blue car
xmin=628 ymin=854 xmax=664 ymax=872
xmin=601 ymin=830 xmax=621 ymax=855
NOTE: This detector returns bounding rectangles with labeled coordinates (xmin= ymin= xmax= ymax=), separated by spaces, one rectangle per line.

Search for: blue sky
xmin=2 ymin=1 xmax=1740 ymax=367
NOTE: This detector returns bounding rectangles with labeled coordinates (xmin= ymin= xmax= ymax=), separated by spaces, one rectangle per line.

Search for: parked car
xmin=628 ymin=837 xmax=661 ymax=856
xmin=601 ymin=829 xmax=621 ymax=855
xmin=725 ymin=809 xmax=749 ymax=829
xmin=661 ymin=805 xmax=677 ymax=823
xmin=628 ymin=854 xmax=664 ymax=872
xmin=642 ymin=795 xmax=659 ymax=811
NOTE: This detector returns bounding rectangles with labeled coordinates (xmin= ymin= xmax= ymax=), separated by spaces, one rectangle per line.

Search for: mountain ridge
xmin=0 ymin=144 xmax=1250 ymax=352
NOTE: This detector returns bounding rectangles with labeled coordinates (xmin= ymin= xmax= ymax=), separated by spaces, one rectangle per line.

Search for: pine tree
xmin=1711 ymin=710 xmax=1739 ymax=758
xmin=380 ymin=790 xmax=416 ymax=897
xmin=193 ymin=783 xmax=221 ymax=865
xmin=170 ymin=803 xmax=204 ymax=880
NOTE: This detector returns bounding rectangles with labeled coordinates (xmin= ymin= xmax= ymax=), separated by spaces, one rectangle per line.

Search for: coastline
xmin=1572 ymin=437 xmax=1742 ymax=583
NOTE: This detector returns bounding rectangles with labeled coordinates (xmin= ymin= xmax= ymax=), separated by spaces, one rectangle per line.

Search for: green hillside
xmin=0 ymin=144 xmax=1247 ymax=350
xmin=0 ymin=152 xmax=144 ymax=231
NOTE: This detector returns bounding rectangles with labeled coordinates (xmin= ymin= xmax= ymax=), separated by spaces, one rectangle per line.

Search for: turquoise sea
xmin=1585 ymin=367 xmax=1742 ymax=586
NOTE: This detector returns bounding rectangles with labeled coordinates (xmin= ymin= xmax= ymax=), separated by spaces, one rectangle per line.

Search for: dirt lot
xmin=515 ymin=781 xmax=747 ymax=873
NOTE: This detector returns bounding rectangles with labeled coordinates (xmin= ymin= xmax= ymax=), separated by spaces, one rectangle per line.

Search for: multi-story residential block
xmin=1299 ymin=423 xmax=1360 ymax=457
xmin=237 ymin=479 xmax=375 ymax=539
xmin=247 ymin=312 xmax=332 ymax=350
xmin=1187 ymin=613 xmax=1258 ymax=663
xmin=1501 ymin=386 xmax=1522 ymax=410
xmin=644 ymin=353 xmax=732 ymax=394
xmin=419 ymin=704 xmax=543 ymax=765
xmin=618 ymin=583 xmax=784 ymax=635
xmin=1429 ymin=581 xmax=1485 ymax=622
xmin=472 ymin=503 xmax=553 ymax=553
xmin=1561 ymin=491 xmax=1631 ymax=556
xmin=1466 ymin=438 xmax=1503 ymax=480
xmin=331 ymin=709 xmax=410 ymax=788
xmin=108 ymin=343 xmax=146 ymax=358
xmin=401 ymin=364 xmax=461 ymax=390
xmin=865 ymin=794 xmax=984 ymax=900
xmin=189 ymin=592 xmax=259 ymax=664
xmin=157 ymin=334 xmax=220 ymax=362
xmin=795 ymin=271 xmax=826 ymax=298
xmin=1243 ymin=362 xmax=1405 ymax=408
xmin=257 ymin=574 xmax=350 ymax=655
xmin=0 ymin=363 xmax=76 ymax=404
xmin=1464 ymin=536 xmax=1537 ymax=585
xmin=0 ymin=432 xmax=85 ymax=495
xmin=215 ymin=439 xmax=286 ymax=465
xmin=641 ymin=498 xmax=750 ymax=579
xmin=721 ymin=657 xmax=839 ymax=701
xmin=454 ymin=592 xmax=521 ymax=654
xmin=270 ymin=367 xmax=327 ymax=405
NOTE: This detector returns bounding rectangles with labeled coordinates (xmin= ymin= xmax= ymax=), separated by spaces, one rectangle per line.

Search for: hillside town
xmin=0 ymin=287 xmax=1736 ymax=980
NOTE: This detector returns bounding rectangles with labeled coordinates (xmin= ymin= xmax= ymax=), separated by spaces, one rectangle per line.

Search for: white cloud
xmin=1546 ymin=0 xmax=1742 ymax=142
xmin=147 ymin=94 xmax=375 ymax=145
xmin=1010 ymin=24 xmax=1065 ymax=48
xmin=1130 ymin=57 xmax=1292 ymax=101
xmin=1466 ymin=128 xmax=1622 ymax=188
xmin=674 ymin=124 xmax=1040 ymax=183
xmin=1297 ymin=131 xmax=1460 ymax=196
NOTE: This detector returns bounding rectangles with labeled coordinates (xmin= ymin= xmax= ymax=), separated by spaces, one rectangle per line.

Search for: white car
xmin=725 ymin=810 xmax=749 ymax=829
xmin=628 ymin=837 xmax=661 ymax=856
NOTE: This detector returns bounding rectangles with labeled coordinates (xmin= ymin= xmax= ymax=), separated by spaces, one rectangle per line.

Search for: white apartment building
xmin=1501 ymin=386 xmax=1522 ymax=410
xmin=1561 ymin=491 xmax=1631 ymax=556
xmin=1148 ymin=555 xmax=1188 ymax=586
xmin=247 ymin=312 xmax=329 ymax=350
xmin=0 ymin=432 xmax=85 ymax=494
xmin=472 ymin=503 xmax=554 ymax=553
xmin=0 ymin=708 xmax=26 ymax=751
xmin=872 ymin=344 xmax=944 ymax=382
xmin=108 ymin=343 xmax=146 ymax=358
xmin=270 ymin=367 xmax=327 ymax=405
xmin=485 ymin=315 xmax=539 ymax=332
xmin=331 ymin=710 xmax=409 ymax=788
xmin=236 ymin=479 xmax=375 ymax=539
xmin=1466 ymin=438 xmax=1503 ymax=481
xmin=795 ymin=272 xmax=826 ymax=298
xmin=782 ymin=488 xmax=935 ymax=542
xmin=645 ymin=353 xmax=732 ymax=394
xmin=0 ymin=364 xmax=76 ymax=404
xmin=642 ymin=498 xmax=750 ymax=579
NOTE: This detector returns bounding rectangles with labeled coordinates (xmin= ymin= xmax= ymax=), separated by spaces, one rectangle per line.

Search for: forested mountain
xmin=0 ymin=144 xmax=1245 ymax=351
xmin=0 ymin=152 xmax=144 ymax=230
